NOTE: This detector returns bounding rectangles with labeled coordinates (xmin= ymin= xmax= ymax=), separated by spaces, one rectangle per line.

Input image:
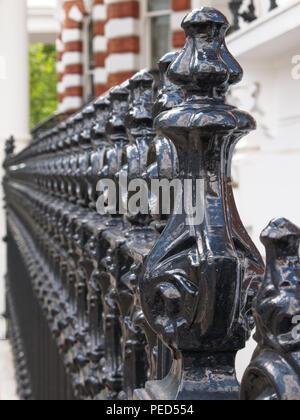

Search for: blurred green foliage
xmin=30 ymin=44 xmax=58 ymax=129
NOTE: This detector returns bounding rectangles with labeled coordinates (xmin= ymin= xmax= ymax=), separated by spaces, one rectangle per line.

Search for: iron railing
xmin=3 ymin=8 xmax=300 ymax=401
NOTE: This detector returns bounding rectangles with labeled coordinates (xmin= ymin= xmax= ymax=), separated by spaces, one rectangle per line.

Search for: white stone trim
xmin=106 ymin=53 xmax=140 ymax=73
xmin=105 ymin=18 xmax=140 ymax=39
xmin=92 ymin=4 xmax=107 ymax=21
xmin=192 ymin=0 xmax=202 ymax=8
xmin=62 ymin=74 xmax=83 ymax=88
xmin=83 ymin=0 xmax=93 ymax=14
xmin=94 ymin=67 xmax=107 ymax=84
xmin=57 ymin=102 xmax=65 ymax=114
xmin=93 ymin=35 xmax=107 ymax=53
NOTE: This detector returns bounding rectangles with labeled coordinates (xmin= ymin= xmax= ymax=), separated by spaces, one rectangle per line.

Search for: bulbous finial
xmin=167 ymin=8 xmax=243 ymax=97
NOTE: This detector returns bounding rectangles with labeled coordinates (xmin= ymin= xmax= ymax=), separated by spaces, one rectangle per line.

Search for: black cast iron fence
xmin=3 ymin=8 xmax=300 ymax=401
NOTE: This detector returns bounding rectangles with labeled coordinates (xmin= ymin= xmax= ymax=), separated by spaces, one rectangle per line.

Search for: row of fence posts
xmin=3 ymin=8 xmax=300 ymax=400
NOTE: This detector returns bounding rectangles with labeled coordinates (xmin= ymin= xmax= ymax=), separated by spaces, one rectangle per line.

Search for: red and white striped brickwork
xmin=57 ymin=0 xmax=197 ymax=114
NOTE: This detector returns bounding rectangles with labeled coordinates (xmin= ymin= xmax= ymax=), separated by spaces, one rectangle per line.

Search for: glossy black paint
xmin=137 ymin=8 xmax=261 ymax=401
xmin=3 ymin=7 xmax=299 ymax=401
xmin=229 ymin=0 xmax=264 ymax=31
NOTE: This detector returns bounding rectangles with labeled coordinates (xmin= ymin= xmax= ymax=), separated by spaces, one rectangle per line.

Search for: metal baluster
xmin=241 ymin=218 xmax=300 ymax=401
xmin=138 ymin=8 xmax=257 ymax=400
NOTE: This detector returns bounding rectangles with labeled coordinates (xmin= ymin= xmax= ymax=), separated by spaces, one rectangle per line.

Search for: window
xmin=83 ymin=17 xmax=95 ymax=102
xmin=141 ymin=0 xmax=171 ymax=70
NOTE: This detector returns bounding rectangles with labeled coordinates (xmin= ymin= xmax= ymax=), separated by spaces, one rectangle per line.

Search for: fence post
xmin=138 ymin=7 xmax=259 ymax=400
xmin=229 ymin=0 xmax=243 ymax=31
